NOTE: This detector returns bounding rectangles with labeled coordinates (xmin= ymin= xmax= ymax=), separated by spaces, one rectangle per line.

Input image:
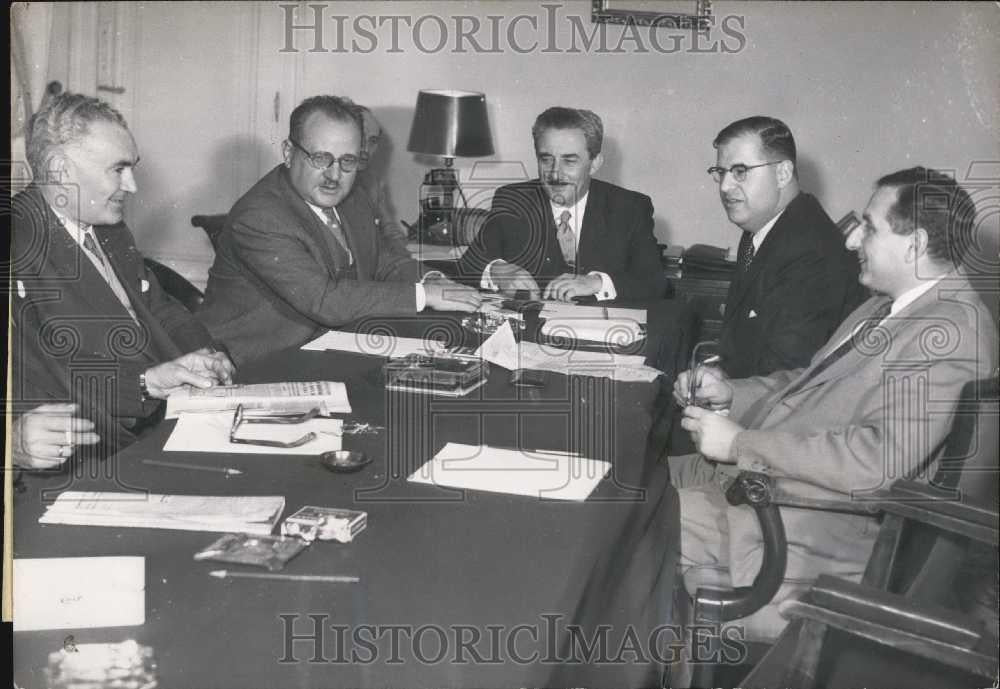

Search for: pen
xmin=142 ymin=459 xmax=243 ymax=476
xmin=209 ymin=570 xmax=359 ymax=583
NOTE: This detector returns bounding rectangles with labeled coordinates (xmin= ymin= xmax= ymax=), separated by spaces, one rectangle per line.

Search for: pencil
xmin=209 ymin=570 xmax=359 ymax=583
xmin=142 ymin=459 xmax=243 ymax=476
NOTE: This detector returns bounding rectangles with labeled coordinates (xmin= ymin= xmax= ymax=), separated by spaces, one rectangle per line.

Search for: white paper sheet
xmin=166 ymin=381 xmax=351 ymax=418
xmin=474 ymin=322 xmax=661 ymax=383
xmin=14 ymin=556 xmax=145 ymax=631
xmin=539 ymin=302 xmax=647 ymax=325
xmin=301 ymin=329 xmax=445 ymax=357
xmin=406 ymin=243 xmax=468 ymax=261
xmin=163 ymin=412 xmax=343 ymax=454
xmin=38 ymin=491 xmax=285 ymax=534
xmin=540 ymin=318 xmax=644 ymax=346
xmin=408 ymin=442 xmax=610 ymax=501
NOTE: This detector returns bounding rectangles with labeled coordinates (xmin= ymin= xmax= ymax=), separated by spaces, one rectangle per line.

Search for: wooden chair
xmin=144 ymin=258 xmax=203 ymax=313
xmin=190 ymin=214 xmax=226 ymax=251
xmin=689 ymin=376 xmax=999 ymax=688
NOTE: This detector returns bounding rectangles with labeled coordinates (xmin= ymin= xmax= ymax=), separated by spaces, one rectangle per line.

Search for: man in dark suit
xmin=459 ymin=107 xmax=666 ymax=301
xmin=11 ymin=93 xmax=234 ymax=466
xmin=199 ymin=95 xmax=481 ymax=365
xmin=709 ymin=116 xmax=865 ymax=378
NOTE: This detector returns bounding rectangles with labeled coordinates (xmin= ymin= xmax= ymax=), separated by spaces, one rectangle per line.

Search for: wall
xmin=14 ymin=1 xmax=1000 ymax=285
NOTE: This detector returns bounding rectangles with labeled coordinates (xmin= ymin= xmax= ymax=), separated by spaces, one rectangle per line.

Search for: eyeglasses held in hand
xmin=229 ymin=405 xmax=319 ymax=448
xmin=288 ymin=138 xmax=364 ymax=173
xmin=688 ymin=340 xmax=721 ymax=407
xmin=706 ymin=161 xmax=783 ymax=184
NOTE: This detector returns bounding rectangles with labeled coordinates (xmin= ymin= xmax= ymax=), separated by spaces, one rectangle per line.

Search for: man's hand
xmin=681 ymin=406 xmax=744 ymax=462
xmin=543 ymin=273 xmax=602 ymax=302
xmin=144 ymin=350 xmax=234 ymax=399
xmin=424 ymin=279 xmax=483 ymax=312
xmin=673 ymin=365 xmax=733 ymax=410
xmin=488 ymin=261 xmax=540 ymax=300
xmin=13 ymin=403 xmax=100 ymax=469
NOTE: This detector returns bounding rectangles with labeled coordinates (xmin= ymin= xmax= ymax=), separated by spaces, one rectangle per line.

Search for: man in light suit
xmin=710 ymin=116 xmax=865 ymax=379
xmin=672 ymin=167 xmax=997 ymax=637
xmin=199 ymin=95 xmax=481 ymax=365
xmin=11 ymin=93 xmax=234 ymax=465
xmin=459 ymin=107 xmax=666 ymax=301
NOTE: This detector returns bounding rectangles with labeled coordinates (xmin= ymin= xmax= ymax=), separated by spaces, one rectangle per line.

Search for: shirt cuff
xmin=415 ymin=283 xmax=427 ymax=312
xmin=481 ymin=259 xmax=504 ymax=291
xmin=588 ymin=271 xmax=617 ymax=301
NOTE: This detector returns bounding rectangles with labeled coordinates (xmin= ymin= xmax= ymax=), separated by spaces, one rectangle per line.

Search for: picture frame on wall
xmin=591 ymin=0 xmax=713 ymax=30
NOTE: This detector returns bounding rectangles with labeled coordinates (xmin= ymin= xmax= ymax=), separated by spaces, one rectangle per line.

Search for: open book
xmin=165 ymin=381 xmax=351 ymax=419
xmin=38 ymin=491 xmax=285 ymax=535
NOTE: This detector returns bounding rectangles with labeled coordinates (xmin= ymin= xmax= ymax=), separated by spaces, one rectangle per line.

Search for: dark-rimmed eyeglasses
xmin=707 ymin=161 xmax=783 ymax=184
xmin=229 ymin=404 xmax=319 ymax=448
xmin=288 ymin=139 xmax=363 ymax=173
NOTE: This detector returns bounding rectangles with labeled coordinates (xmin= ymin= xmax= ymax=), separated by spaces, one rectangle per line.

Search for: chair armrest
xmin=807 ymin=574 xmax=981 ymax=649
xmin=873 ymin=480 xmax=999 ymax=545
xmin=770 ymin=485 xmax=880 ymax=515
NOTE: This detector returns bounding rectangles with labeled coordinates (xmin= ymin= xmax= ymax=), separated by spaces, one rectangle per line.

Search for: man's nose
xmin=323 ymin=163 xmax=342 ymax=181
xmin=120 ymin=168 xmax=138 ymax=193
xmin=718 ymin=170 xmax=737 ymax=193
xmin=844 ymin=225 xmax=862 ymax=251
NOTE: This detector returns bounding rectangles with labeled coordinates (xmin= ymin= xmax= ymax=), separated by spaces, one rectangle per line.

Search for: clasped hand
xmin=543 ymin=273 xmax=602 ymax=302
xmin=13 ymin=403 xmax=100 ymax=469
xmin=674 ymin=364 xmax=742 ymax=462
xmin=143 ymin=348 xmax=236 ymax=399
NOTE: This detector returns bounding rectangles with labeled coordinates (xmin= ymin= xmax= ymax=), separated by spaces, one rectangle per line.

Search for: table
xmin=12 ymin=307 xmax=690 ymax=688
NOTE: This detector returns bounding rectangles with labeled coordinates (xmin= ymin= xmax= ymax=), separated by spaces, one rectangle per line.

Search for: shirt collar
xmin=51 ymin=207 xmax=92 ymax=245
xmin=750 ymin=207 xmax=785 ymax=252
xmin=306 ymin=201 xmax=338 ymax=224
xmin=550 ymin=191 xmax=589 ymax=228
xmin=889 ymin=275 xmax=945 ymax=317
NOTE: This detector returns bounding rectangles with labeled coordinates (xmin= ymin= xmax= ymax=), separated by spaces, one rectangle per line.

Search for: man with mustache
xmin=459 ymin=107 xmax=666 ymax=302
xmin=672 ymin=167 xmax=997 ymax=640
xmin=11 ymin=92 xmax=234 ymax=466
xmin=200 ymin=95 xmax=482 ymax=365
xmin=710 ymin=116 xmax=864 ymax=378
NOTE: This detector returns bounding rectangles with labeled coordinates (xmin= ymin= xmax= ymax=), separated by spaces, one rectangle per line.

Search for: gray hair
xmin=26 ymin=92 xmax=128 ymax=179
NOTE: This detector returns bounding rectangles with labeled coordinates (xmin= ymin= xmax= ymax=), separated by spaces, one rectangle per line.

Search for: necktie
xmin=780 ymin=299 xmax=893 ymax=399
xmin=81 ymin=230 xmax=138 ymax=321
xmin=321 ymin=207 xmax=353 ymax=265
xmin=556 ymin=210 xmax=576 ymax=268
xmin=736 ymin=231 xmax=755 ymax=273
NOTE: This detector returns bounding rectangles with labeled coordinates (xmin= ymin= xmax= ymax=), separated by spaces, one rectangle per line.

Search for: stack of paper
xmin=39 ymin=491 xmax=285 ymax=534
xmin=164 ymin=413 xmax=343 ymax=454
xmin=539 ymin=302 xmax=647 ymax=325
xmin=166 ymin=381 xmax=351 ymax=419
xmin=301 ymin=330 xmax=445 ymax=357
xmin=540 ymin=318 xmax=644 ymax=346
xmin=409 ymin=443 xmax=610 ymax=501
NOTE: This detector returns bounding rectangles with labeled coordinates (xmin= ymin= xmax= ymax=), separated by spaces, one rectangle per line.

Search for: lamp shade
xmin=407 ymin=90 xmax=494 ymax=158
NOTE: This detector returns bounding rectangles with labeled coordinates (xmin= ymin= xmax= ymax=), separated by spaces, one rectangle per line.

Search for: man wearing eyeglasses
xmin=709 ymin=116 xmax=863 ymax=379
xmin=200 ymin=95 xmax=482 ymax=365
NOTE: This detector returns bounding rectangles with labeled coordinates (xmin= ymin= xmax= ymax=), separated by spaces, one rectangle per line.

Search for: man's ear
xmin=281 ymin=140 xmax=293 ymax=168
xmin=909 ymin=227 xmax=930 ymax=262
xmin=775 ymin=160 xmax=794 ymax=189
xmin=589 ymin=152 xmax=605 ymax=176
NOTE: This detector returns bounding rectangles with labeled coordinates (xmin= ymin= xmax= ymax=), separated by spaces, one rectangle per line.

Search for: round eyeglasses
xmin=707 ymin=161 xmax=783 ymax=183
xmin=289 ymin=138 xmax=363 ymax=173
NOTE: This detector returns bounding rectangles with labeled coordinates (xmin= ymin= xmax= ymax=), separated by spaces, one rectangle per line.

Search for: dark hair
xmin=876 ymin=167 xmax=975 ymax=266
xmin=26 ymin=92 xmax=128 ymax=179
xmin=531 ymin=107 xmax=603 ymax=158
xmin=713 ymin=116 xmax=797 ymax=168
xmin=288 ymin=95 xmax=362 ymax=143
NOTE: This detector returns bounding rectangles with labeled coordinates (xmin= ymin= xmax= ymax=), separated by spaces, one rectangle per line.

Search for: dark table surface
xmin=12 ymin=305 xmax=691 ymax=688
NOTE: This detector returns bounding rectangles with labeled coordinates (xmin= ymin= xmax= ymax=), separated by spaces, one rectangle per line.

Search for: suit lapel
xmin=278 ymin=168 xmax=351 ymax=275
xmin=725 ymin=202 xmax=796 ymax=316
xmin=577 ymin=181 xmax=606 ymax=271
xmin=337 ymin=192 xmax=369 ymax=278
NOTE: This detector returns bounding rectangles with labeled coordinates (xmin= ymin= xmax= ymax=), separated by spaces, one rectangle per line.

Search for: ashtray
xmin=461 ymin=310 xmax=525 ymax=337
xmin=320 ymin=450 xmax=372 ymax=473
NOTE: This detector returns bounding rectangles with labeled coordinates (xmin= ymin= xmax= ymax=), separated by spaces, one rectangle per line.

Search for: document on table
xmin=408 ymin=442 xmax=611 ymax=501
xmin=475 ymin=322 xmax=661 ymax=383
xmin=38 ymin=491 xmax=285 ymax=535
xmin=406 ymin=243 xmax=468 ymax=261
xmin=13 ymin=556 xmax=146 ymax=631
xmin=163 ymin=412 xmax=343 ymax=454
xmin=166 ymin=381 xmax=351 ymax=419
xmin=301 ymin=329 xmax=445 ymax=357
xmin=540 ymin=318 xmax=644 ymax=346
xmin=539 ymin=302 xmax=647 ymax=325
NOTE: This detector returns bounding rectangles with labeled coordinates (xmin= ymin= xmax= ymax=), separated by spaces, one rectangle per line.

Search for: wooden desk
xmin=12 ymin=310 xmax=684 ymax=688
xmin=672 ymin=273 xmax=732 ymax=341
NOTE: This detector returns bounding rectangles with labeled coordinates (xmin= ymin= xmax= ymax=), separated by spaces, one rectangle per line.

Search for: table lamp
xmin=406 ymin=89 xmax=494 ymax=245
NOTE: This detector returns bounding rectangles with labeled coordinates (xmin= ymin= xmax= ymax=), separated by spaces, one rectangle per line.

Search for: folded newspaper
xmin=166 ymin=381 xmax=351 ymax=419
xmin=38 ymin=491 xmax=285 ymax=535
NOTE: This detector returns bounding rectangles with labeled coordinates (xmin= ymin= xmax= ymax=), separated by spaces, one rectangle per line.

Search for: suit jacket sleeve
xmin=457 ymin=186 xmax=516 ymax=280
xmin=730 ymin=310 xmax=992 ymax=495
xmin=228 ymin=210 xmax=417 ymax=327
xmin=602 ymin=194 xmax=665 ymax=300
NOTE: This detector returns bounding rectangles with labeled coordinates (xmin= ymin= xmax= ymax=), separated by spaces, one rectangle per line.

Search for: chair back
xmin=191 ymin=214 xmax=227 ymax=251
xmin=144 ymin=258 xmax=203 ymax=312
